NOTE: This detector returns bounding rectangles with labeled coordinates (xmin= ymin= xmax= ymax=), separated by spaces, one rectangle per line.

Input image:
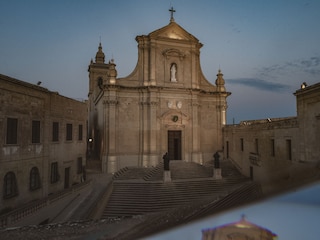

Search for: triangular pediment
xmin=149 ymin=21 xmax=199 ymax=42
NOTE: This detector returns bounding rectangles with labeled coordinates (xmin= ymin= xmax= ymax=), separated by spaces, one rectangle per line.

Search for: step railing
xmin=0 ymin=180 xmax=91 ymax=228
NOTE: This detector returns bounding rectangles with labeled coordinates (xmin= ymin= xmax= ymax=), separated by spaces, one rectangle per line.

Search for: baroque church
xmin=88 ymin=11 xmax=230 ymax=173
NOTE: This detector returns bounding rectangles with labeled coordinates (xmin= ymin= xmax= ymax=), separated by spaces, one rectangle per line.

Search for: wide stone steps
xmin=103 ymin=177 xmax=250 ymax=218
xmin=183 ymin=182 xmax=263 ymax=221
xmin=112 ymin=160 xmax=242 ymax=181
xmin=105 ymin=181 xmax=263 ymax=240
xmin=102 ymin=160 xmax=251 ymax=219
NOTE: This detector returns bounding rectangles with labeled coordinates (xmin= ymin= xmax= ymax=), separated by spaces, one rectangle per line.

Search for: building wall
xmin=0 ymin=74 xmax=87 ymax=212
xmin=223 ymin=82 xmax=320 ymax=191
xmin=224 ymin=118 xmax=299 ymax=183
xmin=295 ymin=82 xmax=320 ymax=163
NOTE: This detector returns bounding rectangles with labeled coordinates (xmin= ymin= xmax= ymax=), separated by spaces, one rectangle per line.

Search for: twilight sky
xmin=1 ymin=0 xmax=320 ymax=123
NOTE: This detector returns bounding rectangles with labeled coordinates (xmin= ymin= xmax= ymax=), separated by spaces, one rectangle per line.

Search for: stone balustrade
xmin=0 ymin=180 xmax=91 ymax=228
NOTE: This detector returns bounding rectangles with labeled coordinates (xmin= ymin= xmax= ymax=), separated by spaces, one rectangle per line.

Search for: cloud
xmin=227 ymin=78 xmax=290 ymax=92
xmin=257 ymin=56 xmax=320 ymax=78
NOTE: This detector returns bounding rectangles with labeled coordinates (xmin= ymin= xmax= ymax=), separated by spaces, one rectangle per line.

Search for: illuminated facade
xmin=88 ymin=16 xmax=230 ymax=173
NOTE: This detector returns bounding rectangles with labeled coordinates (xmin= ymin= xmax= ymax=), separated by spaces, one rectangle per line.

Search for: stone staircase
xmin=103 ymin=178 xmax=251 ymax=218
xmin=103 ymin=160 xmax=252 ymax=219
xmin=109 ymin=181 xmax=263 ymax=240
xmin=112 ymin=160 xmax=243 ymax=181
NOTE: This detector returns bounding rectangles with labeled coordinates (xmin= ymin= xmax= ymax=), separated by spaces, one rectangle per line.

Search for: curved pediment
xmin=160 ymin=109 xmax=190 ymax=128
xmin=149 ymin=21 xmax=200 ymax=43
xmin=162 ymin=48 xmax=186 ymax=60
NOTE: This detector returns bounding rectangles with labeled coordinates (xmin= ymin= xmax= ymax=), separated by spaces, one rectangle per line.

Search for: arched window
xmin=3 ymin=171 xmax=18 ymax=199
xmin=30 ymin=167 xmax=41 ymax=190
xmin=170 ymin=63 xmax=177 ymax=82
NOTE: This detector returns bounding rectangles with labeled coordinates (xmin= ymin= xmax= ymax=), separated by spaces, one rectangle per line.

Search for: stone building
xmin=202 ymin=216 xmax=277 ymax=240
xmin=0 ymin=74 xmax=87 ymax=212
xmin=223 ymin=82 xmax=320 ymax=192
xmin=88 ymin=15 xmax=230 ymax=173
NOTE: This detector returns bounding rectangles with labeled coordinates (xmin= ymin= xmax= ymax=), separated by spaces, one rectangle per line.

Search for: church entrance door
xmin=168 ymin=130 xmax=182 ymax=160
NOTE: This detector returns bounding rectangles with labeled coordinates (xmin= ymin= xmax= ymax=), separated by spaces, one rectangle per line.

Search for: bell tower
xmin=87 ymin=42 xmax=118 ymax=168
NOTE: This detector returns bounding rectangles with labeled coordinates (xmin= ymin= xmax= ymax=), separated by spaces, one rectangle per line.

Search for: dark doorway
xmin=168 ymin=130 xmax=182 ymax=160
xmin=64 ymin=167 xmax=70 ymax=189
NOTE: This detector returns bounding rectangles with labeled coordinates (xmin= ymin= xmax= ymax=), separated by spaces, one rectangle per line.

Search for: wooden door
xmin=168 ymin=131 xmax=182 ymax=160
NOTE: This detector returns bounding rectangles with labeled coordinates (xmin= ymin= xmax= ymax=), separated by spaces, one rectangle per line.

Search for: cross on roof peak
xmin=169 ymin=6 xmax=176 ymax=22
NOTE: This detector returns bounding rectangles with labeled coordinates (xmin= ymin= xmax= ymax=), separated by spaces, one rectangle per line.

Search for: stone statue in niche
xmin=170 ymin=63 xmax=177 ymax=82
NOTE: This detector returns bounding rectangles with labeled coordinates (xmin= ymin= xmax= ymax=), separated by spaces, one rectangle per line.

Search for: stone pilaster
xmin=191 ymin=100 xmax=202 ymax=164
xmin=103 ymin=94 xmax=118 ymax=173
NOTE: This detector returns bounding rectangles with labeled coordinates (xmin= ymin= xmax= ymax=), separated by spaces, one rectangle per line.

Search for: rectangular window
xmin=286 ymin=139 xmax=292 ymax=160
xmin=271 ymin=139 xmax=275 ymax=157
xmin=240 ymin=138 xmax=244 ymax=151
xmin=6 ymin=118 xmax=18 ymax=144
xmin=66 ymin=123 xmax=73 ymax=141
xmin=77 ymin=157 xmax=83 ymax=174
xmin=52 ymin=122 xmax=59 ymax=142
xmin=50 ymin=162 xmax=59 ymax=183
xmin=32 ymin=120 xmax=41 ymax=143
xmin=255 ymin=138 xmax=259 ymax=154
xmin=78 ymin=124 xmax=83 ymax=141
xmin=226 ymin=141 xmax=229 ymax=159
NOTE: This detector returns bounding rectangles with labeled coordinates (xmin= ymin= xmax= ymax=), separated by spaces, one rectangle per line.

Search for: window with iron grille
xmin=271 ymin=139 xmax=275 ymax=157
xmin=78 ymin=124 xmax=83 ymax=141
xmin=66 ymin=123 xmax=73 ymax=141
xmin=30 ymin=167 xmax=41 ymax=190
xmin=6 ymin=118 xmax=18 ymax=144
xmin=240 ymin=138 xmax=244 ymax=151
xmin=286 ymin=139 xmax=292 ymax=160
xmin=32 ymin=120 xmax=41 ymax=143
xmin=50 ymin=162 xmax=59 ymax=183
xmin=52 ymin=122 xmax=59 ymax=142
xmin=3 ymin=171 xmax=18 ymax=199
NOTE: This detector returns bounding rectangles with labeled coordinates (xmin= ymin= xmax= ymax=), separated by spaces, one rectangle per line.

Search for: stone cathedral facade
xmin=88 ymin=16 xmax=230 ymax=173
